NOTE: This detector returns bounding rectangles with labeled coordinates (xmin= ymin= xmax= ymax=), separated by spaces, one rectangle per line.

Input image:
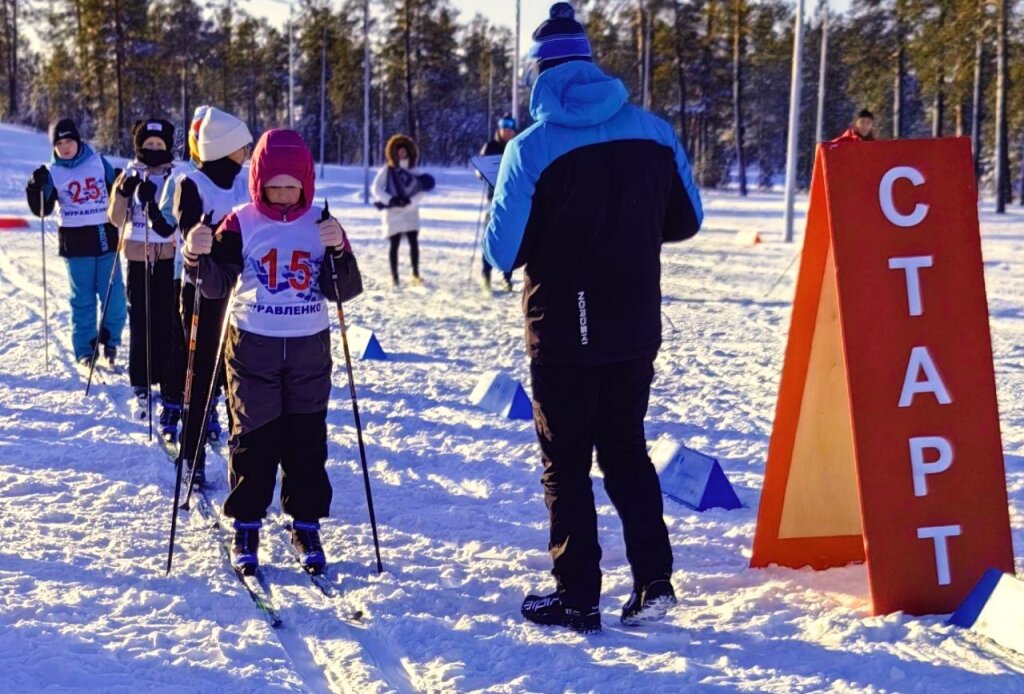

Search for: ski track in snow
xmin=0 ymin=122 xmax=1022 ymax=693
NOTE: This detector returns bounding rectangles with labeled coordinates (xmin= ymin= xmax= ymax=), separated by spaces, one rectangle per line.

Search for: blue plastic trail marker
xmin=345 ymin=325 xmax=387 ymax=361
xmin=949 ymin=568 xmax=1024 ymax=655
xmin=650 ymin=437 xmax=742 ymax=512
xmin=470 ymin=371 xmax=533 ymax=421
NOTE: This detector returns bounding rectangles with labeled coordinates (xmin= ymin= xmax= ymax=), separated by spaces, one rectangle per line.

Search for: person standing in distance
xmin=484 ymin=2 xmax=703 ymax=634
xmin=478 ymin=114 xmax=518 ymax=294
xmin=832 ymin=109 xmax=877 ymax=143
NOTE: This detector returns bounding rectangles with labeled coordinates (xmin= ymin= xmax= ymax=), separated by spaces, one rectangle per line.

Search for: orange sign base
xmin=751 ymin=138 xmax=1014 ymax=616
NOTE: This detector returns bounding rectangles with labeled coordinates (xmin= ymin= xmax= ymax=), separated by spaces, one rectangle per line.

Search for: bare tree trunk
xmin=114 ymin=0 xmax=125 ymax=152
xmin=893 ymin=0 xmax=905 ymax=139
xmin=698 ymin=1 xmax=715 ymax=184
xmin=732 ymin=0 xmax=747 ymax=196
xmin=932 ymin=6 xmax=945 ymax=138
xmin=403 ymin=0 xmax=417 ymax=139
xmin=7 ymin=0 xmax=17 ymax=118
xmin=972 ymin=1 xmax=984 ymax=179
xmin=932 ymin=82 xmax=944 ymax=138
xmin=995 ymin=0 xmax=1009 ymax=213
xmin=674 ymin=0 xmax=688 ymax=146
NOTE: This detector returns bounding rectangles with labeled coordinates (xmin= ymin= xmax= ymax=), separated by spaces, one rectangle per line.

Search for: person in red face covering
xmin=183 ymin=129 xmax=361 ymax=577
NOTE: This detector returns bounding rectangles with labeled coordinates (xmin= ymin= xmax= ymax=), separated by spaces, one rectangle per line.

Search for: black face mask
xmin=199 ymin=157 xmax=243 ymax=189
xmin=137 ymin=148 xmax=173 ymax=168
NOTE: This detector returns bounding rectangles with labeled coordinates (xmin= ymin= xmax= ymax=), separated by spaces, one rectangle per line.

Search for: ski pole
xmin=85 ymin=201 xmax=130 ymax=395
xmin=467 ymin=183 xmax=487 ymax=284
xmin=324 ymin=199 xmax=383 ymax=574
xmin=39 ymin=190 xmax=50 ymax=365
xmin=763 ymin=249 xmax=803 ymax=299
xmin=180 ymin=289 xmax=235 ymax=511
xmin=166 ymin=214 xmax=212 ymax=574
xmin=143 ymin=175 xmax=153 ymax=441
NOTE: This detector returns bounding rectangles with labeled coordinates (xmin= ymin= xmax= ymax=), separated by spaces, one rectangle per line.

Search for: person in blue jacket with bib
xmin=484 ymin=3 xmax=703 ymax=634
xmin=26 ymin=118 xmax=127 ymax=370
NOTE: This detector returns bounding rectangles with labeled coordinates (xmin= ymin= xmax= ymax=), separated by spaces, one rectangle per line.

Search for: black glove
xmin=118 ymin=175 xmax=141 ymax=198
xmin=373 ymin=201 xmax=387 ymax=210
xmin=28 ymin=166 xmax=48 ymax=190
xmin=391 ymin=195 xmax=411 ymax=208
xmin=136 ymin=179 xmax=158 ymax=205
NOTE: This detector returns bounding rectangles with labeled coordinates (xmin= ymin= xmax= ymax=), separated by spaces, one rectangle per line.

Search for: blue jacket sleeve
xmin=670 ymin=130 xmax=703 ymax=231
xmin=483 ymin=137 xmax=540 ymax=273
xmin=101 ymin=157 xmax=118 ymax=193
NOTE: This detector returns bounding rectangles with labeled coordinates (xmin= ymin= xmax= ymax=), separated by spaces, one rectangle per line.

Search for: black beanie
xmin=133 ymin=118 xmax=175 ymax=152
xmin=529 ymin=3 xmax=593 ymax=74
xmin=857 ymin=109 xmax=875 ymax=120
xmin=49 ymin=118 xmax=81 ymax=146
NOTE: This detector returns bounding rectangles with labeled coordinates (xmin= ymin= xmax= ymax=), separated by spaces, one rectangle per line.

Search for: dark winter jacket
xmin=480 ymin=137 xmax=510 ymax=199
xmin=25 ymin=143 xmax=121 ymax=257
xmin=483 ymin=60 xmax=703 ymax=366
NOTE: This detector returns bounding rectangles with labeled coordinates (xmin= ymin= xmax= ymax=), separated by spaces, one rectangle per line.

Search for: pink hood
xmin=250 ymin=128 xmax=315 ymax=221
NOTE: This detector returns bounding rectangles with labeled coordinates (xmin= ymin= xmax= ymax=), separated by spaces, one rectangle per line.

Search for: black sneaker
xmin=620 ymin=580 xmax=677 ymax=626
xmin=231 ymin=520 xmax=261 ymax=576
xmin=291 ymin=521 xmax=326 ymax=575
xmin=521 ymin=592 xmax=601 ymax=634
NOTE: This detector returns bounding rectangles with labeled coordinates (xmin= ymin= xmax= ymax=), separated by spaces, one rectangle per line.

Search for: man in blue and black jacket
xmin=484 ymin=2 xmax=703 ymax=634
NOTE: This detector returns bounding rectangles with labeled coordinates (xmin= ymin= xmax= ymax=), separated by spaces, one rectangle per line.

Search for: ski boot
xmin=620 ymin=580 xmax=677 ymax=626
xmin=231 ymin=520 xmax=261 ymax=576
xmin=521 ymin=592 xmax=601 ymax=634
xmin=501 ymin=277 xmax=514 ymax=293
xmin=479 ymin=276 xmax=493 ymax=297
xmin=103 ymin=345 xmax=119 ymax=373
xmin=409 ymin=275 xmax=425 ymax=288
xmin=206 ymin=398 xmax=222 ymax=443
xmin=186 ymin=451 xmax=207 ymax=489
xmin=290 ymin=521 xmax=327 ymax=575
xmin=132 ymin=386 xmax=149 ymax=420
xmin=159 ymin=401 xmax=181 ymax=443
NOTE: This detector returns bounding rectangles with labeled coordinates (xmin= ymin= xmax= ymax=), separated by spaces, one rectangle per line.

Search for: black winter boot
xmin=521 ymin=592 xmax=601 ymax=634
xmin=620 ymin=580 xmax=677 ymax=626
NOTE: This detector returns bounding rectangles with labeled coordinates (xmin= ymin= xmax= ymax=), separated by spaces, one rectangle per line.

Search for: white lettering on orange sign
xmin=916 ymin=525 xmax=962 ymax=586
xmin=880 ymin=166 xmax=930 ymax=227
xmin=888 ymin=256 xmax=934 ymax=317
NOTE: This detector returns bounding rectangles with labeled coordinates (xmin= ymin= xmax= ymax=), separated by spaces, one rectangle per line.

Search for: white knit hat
xmin=197 ymin=107 xmax=253 ymax=162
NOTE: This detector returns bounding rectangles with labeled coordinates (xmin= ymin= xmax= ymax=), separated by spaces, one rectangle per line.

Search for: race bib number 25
xmin=67 ymin=177 xmax=103 ymax=204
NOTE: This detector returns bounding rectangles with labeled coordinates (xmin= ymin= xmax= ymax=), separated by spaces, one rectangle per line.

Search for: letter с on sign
xmin=750 ymin=138 xmax=1014 ymax=616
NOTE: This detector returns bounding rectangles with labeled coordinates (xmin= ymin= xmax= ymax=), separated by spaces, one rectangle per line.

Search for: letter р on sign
xmin=750 ymin=137 xmax=1013 ymax=616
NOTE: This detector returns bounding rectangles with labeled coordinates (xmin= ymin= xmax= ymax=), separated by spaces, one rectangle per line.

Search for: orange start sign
xmin=751 ymin=137 xmax=1015 ymax=616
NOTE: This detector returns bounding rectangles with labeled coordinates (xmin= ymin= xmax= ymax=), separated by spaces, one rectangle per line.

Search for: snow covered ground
xmin=0 ymin=122 xmax=1021 ymax=693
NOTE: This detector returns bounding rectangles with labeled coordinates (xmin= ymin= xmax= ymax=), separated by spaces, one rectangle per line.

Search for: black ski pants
xmin=530 ymin=356 xmax=673 ymax=608
xmin=222 ymin=327 xmax=333 ymax=522
xmin=126 ymin=258 xmax=183 ymax=403
xmin=388 ymin=231 xmax=419 ymax=282
xmin=178 ymin=281 xmax=228 ymax=465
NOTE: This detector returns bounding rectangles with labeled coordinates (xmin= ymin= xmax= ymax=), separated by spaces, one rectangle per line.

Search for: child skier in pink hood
xmin=183 ymin=129 xmax=361 ymax=575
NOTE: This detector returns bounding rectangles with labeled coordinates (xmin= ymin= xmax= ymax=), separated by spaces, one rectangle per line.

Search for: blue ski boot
xmin=231 ymin=520 xmax=261 ymax=576
xmin=291 ymin=521 xmax=326 ymax=575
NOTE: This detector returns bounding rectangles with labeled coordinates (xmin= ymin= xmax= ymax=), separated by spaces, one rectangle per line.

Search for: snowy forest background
xmin=0 ymin=0 xmax=1023 ymax=199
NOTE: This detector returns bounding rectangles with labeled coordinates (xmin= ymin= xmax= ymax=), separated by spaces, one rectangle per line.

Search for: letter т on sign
xmin=750 ymin=138 xmax=1014 ymax=616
